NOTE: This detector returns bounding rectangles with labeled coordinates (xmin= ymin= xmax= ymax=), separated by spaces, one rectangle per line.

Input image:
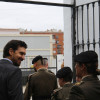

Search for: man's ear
xmin=61 ymin=78 xmax=64 ymax=82
xmin=81 ymin=64 xmax=87 ymax=71
xmin=9 ymin=48 xmax=14 ymax=56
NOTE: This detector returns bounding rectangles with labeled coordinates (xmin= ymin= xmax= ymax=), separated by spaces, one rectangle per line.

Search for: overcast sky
xmin=0 ymin=0 xmax=64 ymax=31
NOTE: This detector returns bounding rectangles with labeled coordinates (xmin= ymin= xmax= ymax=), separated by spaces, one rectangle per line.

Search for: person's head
xmin=56 ymin=67 xmax=73 ymax=87
xmin=3 ymin=40 xmax=27 ymax=66
xmin=74 ymin=50 xmax=98 ymax=78
xmin=43 ymin=58 xmax=48 ymax=68
xmin=32 ymin=55 xmax=43 ymax=71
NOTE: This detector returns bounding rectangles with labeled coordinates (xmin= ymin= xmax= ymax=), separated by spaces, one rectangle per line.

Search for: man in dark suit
xmin=24 ymin=55 xmax=57 ymax=100
xmin=68 ymin=50 xmax=100 ymax=100
xmin=51 ymin=67 xmax=73 ymax=100
xmin=0 ymin=40 xmax=27 ymax=100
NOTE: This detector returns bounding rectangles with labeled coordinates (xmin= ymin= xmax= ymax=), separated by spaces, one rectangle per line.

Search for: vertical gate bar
xmin=82 ymin=5 xmax=84 ymax=51
xmin=72 ymin=0 xmax=76 ymax=83
xmin=87 ymin=4 xmax=90 ymax=50
xmin=92 ymin=2 xmax=95 ymax=51
xmin=77 ymin=7 xmax=79 ymax=53
xmin=99 ymin=1 xmax=100 ymax=65
xmin=56 ymin=55 xmax=57 ymax=72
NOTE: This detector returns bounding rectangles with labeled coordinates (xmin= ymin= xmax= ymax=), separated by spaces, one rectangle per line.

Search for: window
xmin=57 ymin=45 xmax=61 ymax=49
xmin=57 ymin=50 xmax=61 ymax=54
xmin=56 ymin=35 xmax=59 ymax=39
xmin=53 ymin=51 xmax=56 ymax=53
xmin=53 ymin=35 xmax=55 ymax=39
xmin=56 ymin=40 xmax=59 ymax=44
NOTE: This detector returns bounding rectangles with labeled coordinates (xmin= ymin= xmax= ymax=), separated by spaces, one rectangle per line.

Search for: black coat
xmin=68 ymin=75 xmax=100 ymax=100
xmin=0 ymin=59 xmax=23 ymax=100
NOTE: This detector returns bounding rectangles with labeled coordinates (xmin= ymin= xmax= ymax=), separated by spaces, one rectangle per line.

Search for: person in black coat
xmin=0 ymin=40 xmax=27 ymax=100
xmin=68 ymin=50 xmax=100 ymax=100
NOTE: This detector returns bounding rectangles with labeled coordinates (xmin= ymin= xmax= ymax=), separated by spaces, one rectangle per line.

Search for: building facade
xmin=20 ymin=30 xmax=64 ymax=56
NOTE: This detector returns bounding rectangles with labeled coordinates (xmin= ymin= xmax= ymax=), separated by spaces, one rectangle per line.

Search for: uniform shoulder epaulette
xmin=53 ymin=87 xmax=62 ymax=93
xmin=75 ymin=81 xmax=84 ymax=86
xmin=27 ymin=74 xmax=33 ymax=81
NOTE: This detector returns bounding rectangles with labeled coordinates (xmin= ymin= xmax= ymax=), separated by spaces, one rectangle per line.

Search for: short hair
xmin=3 ymin=40 xmax=27 ymax=58
xmin=78 ymin=62 xmax=98 ymax=75
xmin=32 ymin=55 xmax=43 ymax=65
xmin=43 ymin=58 xmax=48 ymax=66
xmin=56 ymin=67 xmax=73 ymax=82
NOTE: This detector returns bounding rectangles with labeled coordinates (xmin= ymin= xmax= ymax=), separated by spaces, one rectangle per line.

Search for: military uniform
xmin=51 ymin=67 xmax=73 ymax=100
xmin=68 ymin=75 xmax=100 ymax=100
xmin=24 ymin=68 xmax=57 ymax=100
xmin=52 ymin=83 xmax=73 ymax=100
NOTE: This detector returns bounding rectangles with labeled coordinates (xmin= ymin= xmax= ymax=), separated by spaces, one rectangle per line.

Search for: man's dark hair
xmin=78 ymin=62 xmax=98 ymax=75
xmin=3 ymin=40 xmax=27 ymax=58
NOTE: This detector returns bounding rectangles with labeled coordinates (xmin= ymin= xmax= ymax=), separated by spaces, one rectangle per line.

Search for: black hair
xmin=3 ymin=40 xmax=27 ymax=58
xmin=56 ymin=67 xmax=73 ymax=82
xmin=78 ymin=62 xmax=98 ymax=75
xmin=63 ymin=71 xmax=73 ymax=82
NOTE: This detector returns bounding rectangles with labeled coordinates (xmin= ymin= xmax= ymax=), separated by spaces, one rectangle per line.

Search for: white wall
xmin=63 ymin=0 xmax=74 ymax=69
xmin=63 ymin=0 xmax=99 ymax=70
xmin=76 ymin=0 xmax=99 ymax=6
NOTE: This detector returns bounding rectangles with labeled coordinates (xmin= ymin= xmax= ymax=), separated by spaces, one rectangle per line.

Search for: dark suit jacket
xmin=0 ymin=59 xmax=23 ymax=100
xmin=68 ymin=75 xmax=100 ymax=100
xmin=51 ymin=83 xmax=73 ymax=100
xmin=24 ymin=68 xmax=57 ymax=100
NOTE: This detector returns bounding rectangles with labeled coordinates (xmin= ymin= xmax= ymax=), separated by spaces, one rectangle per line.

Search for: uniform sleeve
xmin=7 ymin=68 xmax=23 ymax=100
xmin=51 ymin=90 xmax=57 ymax=100
xmin=55 ymin=78 xmax=58 ymax=89
xmin=67 ymin=86 xmax=86 ymax=100
xmin=24 ymin=75 xmax=33 ymax=100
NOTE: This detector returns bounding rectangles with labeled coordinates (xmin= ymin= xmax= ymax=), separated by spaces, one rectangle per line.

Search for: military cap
xmin=56 ymin=67 xmax=72 ymax=78
xmin=74 ymin=50 xmax=98 ymax=63
xmin=32 ymin=55 xmax=43 ymax=64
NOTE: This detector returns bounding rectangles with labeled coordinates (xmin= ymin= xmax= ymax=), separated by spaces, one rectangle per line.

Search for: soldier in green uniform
xmin=51 ymin=67 xmax=73 ymax=100
xmin=68 ymin=50 xmax=100 ymax=100
xmin=24 ymin=55 xmax=57 ymax=100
